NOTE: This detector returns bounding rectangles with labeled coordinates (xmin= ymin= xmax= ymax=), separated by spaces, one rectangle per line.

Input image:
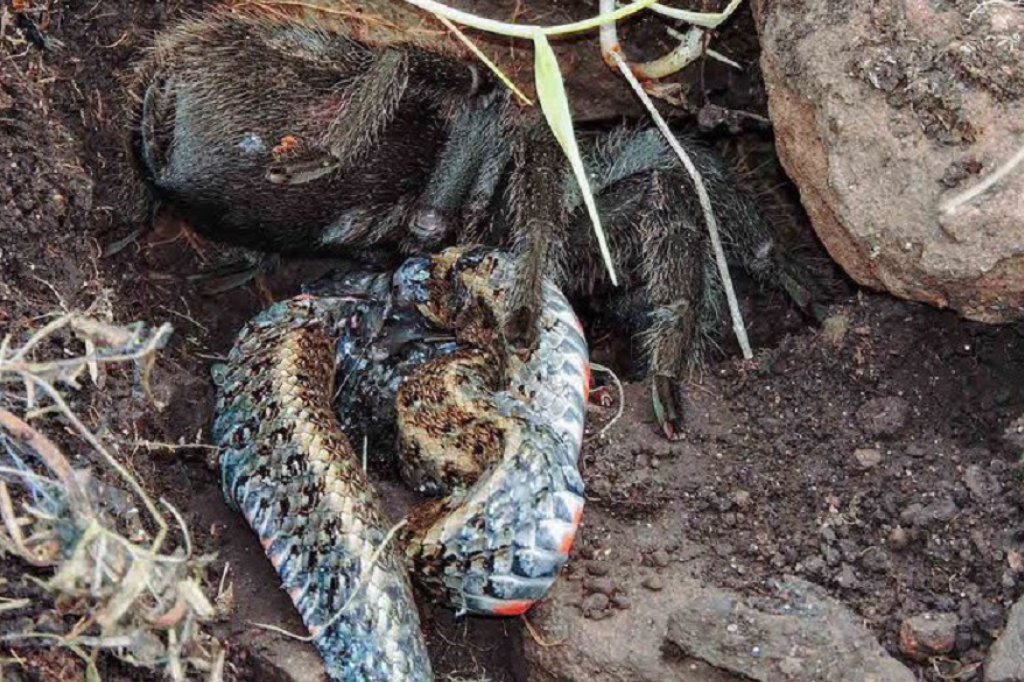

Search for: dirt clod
xmin=583 ymin=577 xmax=617 ymax=596
xmin=857 ymin=397 xmax=910 ymax=438
xmin=641 ymin=576 xmax=665 ymax=592
xmin=582 ymin=593 xmax=611 ymax=619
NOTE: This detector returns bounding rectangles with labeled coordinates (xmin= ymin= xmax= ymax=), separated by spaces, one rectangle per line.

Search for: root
xmin=520 ymin=614 xmax=565 ymax=647
xmin=0 ymin=311 xmax=224 ymax=682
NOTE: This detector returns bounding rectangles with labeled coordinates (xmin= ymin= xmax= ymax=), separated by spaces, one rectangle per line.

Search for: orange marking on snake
xmin=559 ymin=506 xmax=584 ymax=554
xmin=583 ymin=363 xmax=592 ymax=402
xmin=559 ymin=530 xmax=577 ymax=554
xmin=491 ymin=600 xmax=535 ymax=616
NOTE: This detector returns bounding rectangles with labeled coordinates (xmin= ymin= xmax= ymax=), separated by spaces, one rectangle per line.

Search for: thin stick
xmin=940 ymin=140 xmax=1024 ymax=215
xmin=2 ymin=324 xmax=171 ymax=378
xmin=8 ymin=315 xmax=73 ymax=362
xmin=607 ymin=49 xmax=753 ymax=359
xmin=521 ymin=613 xmax=565 ymax=647
xmin=160 ymin=498 xmax=193 ymax=558
xmin=0 ymin=597 xmax=30 ymax=614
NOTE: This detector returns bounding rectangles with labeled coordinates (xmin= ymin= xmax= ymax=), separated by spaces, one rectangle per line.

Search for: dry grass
xmin=0 ymin=312 xmax=225 ymax=682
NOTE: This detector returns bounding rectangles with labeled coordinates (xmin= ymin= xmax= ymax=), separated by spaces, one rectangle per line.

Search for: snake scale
xmin=212 ymin=247 xmax=589 ymax=681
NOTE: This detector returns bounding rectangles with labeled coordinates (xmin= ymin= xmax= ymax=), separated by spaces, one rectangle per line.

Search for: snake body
xmin=212 ymin=248 xmax=589 ymax=682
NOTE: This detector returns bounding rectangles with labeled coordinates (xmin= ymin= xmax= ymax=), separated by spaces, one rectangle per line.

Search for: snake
xmin=211 ymin=247 xmax=590 ymax=682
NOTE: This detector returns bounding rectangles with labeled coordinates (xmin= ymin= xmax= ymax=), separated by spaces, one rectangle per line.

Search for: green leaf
xmin=533 ymin=34 xmax=618 ymax=286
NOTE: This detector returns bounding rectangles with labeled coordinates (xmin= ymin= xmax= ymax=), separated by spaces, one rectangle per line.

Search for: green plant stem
xmin=400 ymin=0 xmax=662 ymax=38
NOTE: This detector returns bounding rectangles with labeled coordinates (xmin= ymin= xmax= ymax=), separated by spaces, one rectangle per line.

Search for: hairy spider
xmin=127 ymin=6 xmax=825 ymax=439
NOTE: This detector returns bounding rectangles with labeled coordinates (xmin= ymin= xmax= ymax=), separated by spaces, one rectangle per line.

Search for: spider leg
xmin=504 ymin=122 xmax=569 ymax=351
xmin=635 ymin=170 xmax=709 ymax=441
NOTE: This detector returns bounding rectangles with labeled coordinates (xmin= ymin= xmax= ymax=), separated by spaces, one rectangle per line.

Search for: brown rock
xmin=888 ymin=526 xmax=910 ymax=550
xmin=753 ymin=0 xmax=1024 ymax=323
xmin=898 ymin=613 xmax=959 ymax=661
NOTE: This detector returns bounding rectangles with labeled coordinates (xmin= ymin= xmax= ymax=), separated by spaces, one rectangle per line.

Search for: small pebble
xmin=856 ymin=396 xmax=909 ymax=437
xmin=584 ymin=577 xmax=617 ymax=596
xmin=642 ymin=575 xmax=664 ymax=591
xmin=651 ymin=549 xmax=670 ymax=567
xmin=899 ymin=612 xmax=958 ymax=661
xmin=926 ymin=497 xmax=959 ymax=523
xmin=802 ymin=555 xmax=826 ymax=577
xmin=836 ymin=563 xmax=858 ymax=589
xmin=860 ymin=546 xmax=892 ymax=573
xmin=853 ymin=447 xmax=883 ymax=469
xmin=732 ymin=489 xmax=752 ymax=508
xmin=889 ymin=526 xmax=910 ymax=549
xmin=905 ymin=443 xmax=928 ymax=458
xmin=611 ymin=593 xmax=632 ymax=610
xmin=779 ymin=656 xmax=804 ymax=676
xmin=820 ymin=314 xmax=849 ymax=347
xmin=585 ymin=561 xmax=610 ymax=576
xmin=581 ymin=592 xmax=610 ymax=618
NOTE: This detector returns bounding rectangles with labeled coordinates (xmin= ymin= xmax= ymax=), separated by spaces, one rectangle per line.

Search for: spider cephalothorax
xmin=127 ymin=5 xmax=825 ymax=438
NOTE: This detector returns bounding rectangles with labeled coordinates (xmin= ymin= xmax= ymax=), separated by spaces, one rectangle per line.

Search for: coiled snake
xmin=212 ymin=247 xmax=589 ymax=682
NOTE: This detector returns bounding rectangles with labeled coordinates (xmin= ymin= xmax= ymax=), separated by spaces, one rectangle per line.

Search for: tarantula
xmin=127 ymin=6 xmax=824 ymax=439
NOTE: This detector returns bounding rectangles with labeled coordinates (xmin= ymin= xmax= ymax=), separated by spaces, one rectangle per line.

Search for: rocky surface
xmin=520 ymin=480 xmax=917 ymax=682
xmin=987 ymin=597 xmax=1024 ymax=682
xmin=667 ymin=578 xmax=916 ymax=682
xmin=753 ymin=0 xmax=1024 ymax=323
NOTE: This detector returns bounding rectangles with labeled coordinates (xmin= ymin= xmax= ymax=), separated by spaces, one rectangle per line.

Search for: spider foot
xmin=651 ymin=375 xmax=692 ymax=441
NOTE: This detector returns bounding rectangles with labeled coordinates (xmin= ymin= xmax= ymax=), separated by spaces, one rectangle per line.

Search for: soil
xmin=1 ymin=2 xmax=1022 ymax=682
xmin=580 ymin=298 xmax=1024 ymax=680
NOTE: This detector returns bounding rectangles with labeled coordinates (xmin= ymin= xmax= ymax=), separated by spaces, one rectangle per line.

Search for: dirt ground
xmin=1 ymin=1 xmax=1023 ymax=682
